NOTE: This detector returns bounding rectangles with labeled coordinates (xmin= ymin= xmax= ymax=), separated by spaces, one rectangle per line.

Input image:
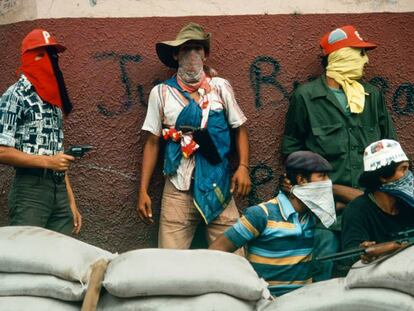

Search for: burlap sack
xmin=345 ymin=245 xmax=414 ymax=296
xmin=0 ymin=226 xmax=115 ymax=283
xmin=0 ymin=296 xmax=80 ymax=311
xmin=0 ymin=273 xmax=85 ymax=301
xmin=262 ymin=278 xmax=414 ymax=311
xmin=97 ymin=292 xmax=255 ymax=311
xmin=103 ymin=249 xmax=269 ymax=300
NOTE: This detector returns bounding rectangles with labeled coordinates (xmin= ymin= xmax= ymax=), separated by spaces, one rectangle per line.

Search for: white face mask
xmin=177 ymin=49 xmax=204 ymax=83
xmin=292 ymin=180 xmax=336 ymax=228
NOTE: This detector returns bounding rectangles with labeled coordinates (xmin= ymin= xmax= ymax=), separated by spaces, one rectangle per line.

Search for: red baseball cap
xmin=21 ymin=29 xmax=66 ymax=54
xmin=320 ymin=25 xmax=377 ymax=56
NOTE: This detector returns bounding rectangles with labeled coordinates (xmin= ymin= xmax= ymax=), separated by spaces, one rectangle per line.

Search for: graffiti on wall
xmin=391 ymin=83 xmax=414 ymax=115
xmin=92 ymin=52 xmax=414 ymax=116
xmin=249 ymin=56 xmax=289 ymax=109
xmin=250 ymin=55 xmax=414 ymax=115
xmin=87 ymin=52 xmax=413 ymax=205
xmin=93 ymin=52 xmax=144 ymax=117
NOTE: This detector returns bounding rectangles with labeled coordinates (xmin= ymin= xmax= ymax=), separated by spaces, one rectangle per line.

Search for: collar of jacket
xmin=310 ymin=75 xmax=371 ymax=100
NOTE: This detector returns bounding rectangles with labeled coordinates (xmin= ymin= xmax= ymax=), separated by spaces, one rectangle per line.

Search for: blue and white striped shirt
xmin=225 ymin=192 xmax=316 ymax=296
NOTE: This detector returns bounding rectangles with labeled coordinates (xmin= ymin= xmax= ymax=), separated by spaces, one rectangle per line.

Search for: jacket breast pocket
xmin=310 ymin=123 xmax=346 ymax=158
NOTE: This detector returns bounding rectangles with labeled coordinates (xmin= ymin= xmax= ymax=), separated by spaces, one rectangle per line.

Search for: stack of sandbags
xmin=0 ymin=226 xmax=116 ymax=311
xmin=260 ymin=278 xmax=414 ymax=311
xmin=345 ymin=245 xmax=414 ymax=296
xmin=99 ymin=249 xmax=270 ymax=311
xmin=0 ymin=296 xmax=80 ymax=311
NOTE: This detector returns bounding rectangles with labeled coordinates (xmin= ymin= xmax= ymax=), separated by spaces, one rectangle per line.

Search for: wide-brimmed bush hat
xmin=156 ymin=22 xmax=211 ymax=68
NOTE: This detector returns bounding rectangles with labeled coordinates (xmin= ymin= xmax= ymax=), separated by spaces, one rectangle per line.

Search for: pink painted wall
xmin=0 ymin=13 xmax=413 ymax=252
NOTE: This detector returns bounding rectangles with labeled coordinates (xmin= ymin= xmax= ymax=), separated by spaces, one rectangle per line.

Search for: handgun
xmin=64 ymin=145 xmax=93 ymax=158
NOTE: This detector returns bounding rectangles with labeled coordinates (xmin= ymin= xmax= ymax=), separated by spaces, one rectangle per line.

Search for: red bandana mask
xmin=20 ymin=48 xmax=62 ymax=109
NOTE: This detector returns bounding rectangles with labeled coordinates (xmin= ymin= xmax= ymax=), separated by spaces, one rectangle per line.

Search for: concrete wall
xmin=1 ymin=0 xmax=414 ymax=24
xmin=0 ymin=2 xmax=413 ymax=252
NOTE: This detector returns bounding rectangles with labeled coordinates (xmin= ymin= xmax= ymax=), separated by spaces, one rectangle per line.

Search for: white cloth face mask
xmin=292 ymin=179 xmax=336 ymax=228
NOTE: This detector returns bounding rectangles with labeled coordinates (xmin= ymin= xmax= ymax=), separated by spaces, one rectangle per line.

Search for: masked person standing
xmin=0 ymin=29 xmax=81 ymax=235
xmin=342 ymin=140 xmax=414 ymax=266
xmin=210 ymin=151 xmax=336 ymax=296
xmin=137 ymin=23 xmax=251 ymax=249
xmin=281 ymin=26 xmax=397 ymax=280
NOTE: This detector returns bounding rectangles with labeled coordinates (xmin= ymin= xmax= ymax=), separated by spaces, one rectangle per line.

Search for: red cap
xmin=320 ymin=25 xmax=377 ymax=56
xmin=21 ymin=29 xmax=66 ymax=54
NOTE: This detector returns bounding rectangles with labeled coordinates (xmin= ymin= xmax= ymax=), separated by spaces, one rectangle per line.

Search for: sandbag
xmin=0 ymin=273 xmax=85 ymax=301
xmin=345 ymin=245 xmax=414 ymax=296
xmin=103 ymin=249 xmax=269 ymax=301
xmin=0 ymin=226 xmax=115 ymax=283
xmin=97 ymin=292 xmax=255 ymax=311
xmin=261 ymin=278 xmax=414 ymax=311
xmin=0 ymin=296 xmax=80 ymax=311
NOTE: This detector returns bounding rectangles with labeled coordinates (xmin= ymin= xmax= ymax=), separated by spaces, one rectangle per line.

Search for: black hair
xmin=320 ymin=55 xmax=328 ymax=69
xmin=45 ymin=46 xmax=73 ymax=115
xmin=359 ymin=161 xmax=403 ymax=191
xmin=286 ymin=169 xmax=312 ymax=187
xmin=279 ymin=168 xmax=329 ymax=195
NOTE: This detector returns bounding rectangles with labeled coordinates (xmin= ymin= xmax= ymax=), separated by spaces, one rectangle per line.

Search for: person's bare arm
xmin=65 ymin=174 xmax=82 ymax=234
xmin=0 ymin=146 xmax=74 ymax=171
xmin=209 ymin=234 xmax=238 ymax=253
xmin=231 ymin=125 xmax=251 ymax=197
xmin=333 ymin=184 xmax=363 ymax=211
xmin=136 ymin=133 xmax=160 ymax=224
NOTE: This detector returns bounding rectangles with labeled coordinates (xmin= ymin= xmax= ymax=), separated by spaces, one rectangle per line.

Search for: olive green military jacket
xmin=282 ymin=75 xmax=397 ymax=188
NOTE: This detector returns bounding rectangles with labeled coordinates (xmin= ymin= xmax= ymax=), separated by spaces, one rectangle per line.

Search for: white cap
xmin=363 ymin=139 xmax=409 ymax=172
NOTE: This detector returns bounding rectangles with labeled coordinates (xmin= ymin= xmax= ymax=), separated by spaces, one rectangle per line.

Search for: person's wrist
xmin=40 ymin=155 xmax=50 ymax=169
xmin=238 ymin=163 xmax=250 ymax=171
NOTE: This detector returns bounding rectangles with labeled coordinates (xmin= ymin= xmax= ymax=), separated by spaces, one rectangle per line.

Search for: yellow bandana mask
xmin=326 ymin=47 xmax=369 ymax=114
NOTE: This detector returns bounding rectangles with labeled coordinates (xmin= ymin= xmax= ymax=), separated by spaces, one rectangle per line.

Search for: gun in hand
xmin=316 ymin=228 xmax=414 ymax=262
xmin=65 ymin=145 xmax=93 ymax=158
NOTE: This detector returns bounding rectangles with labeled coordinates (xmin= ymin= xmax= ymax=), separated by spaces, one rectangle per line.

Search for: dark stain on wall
xmin=0 ymin=13 xmax=413 ymax=253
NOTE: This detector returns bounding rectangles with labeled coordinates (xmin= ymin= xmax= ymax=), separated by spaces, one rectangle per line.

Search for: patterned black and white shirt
xmin=0 ymin=75 xmax=64 ymax=155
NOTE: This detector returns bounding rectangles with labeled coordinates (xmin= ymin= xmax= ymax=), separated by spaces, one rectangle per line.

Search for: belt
xmin=15 ymin=168 xmax=66 ymax=183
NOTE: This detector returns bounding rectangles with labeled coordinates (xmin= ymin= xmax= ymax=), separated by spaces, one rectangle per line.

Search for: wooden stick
xmin=81 ymin=259 xmax=109 ymax=311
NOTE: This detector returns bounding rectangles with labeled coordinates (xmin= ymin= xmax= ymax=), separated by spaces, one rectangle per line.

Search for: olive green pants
xmin=8 ymin=174 xmax=73 ymax=235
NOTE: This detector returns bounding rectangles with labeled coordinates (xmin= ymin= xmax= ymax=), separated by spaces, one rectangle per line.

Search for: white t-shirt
xmin=142 ymin=77 xmax=247 ymax=191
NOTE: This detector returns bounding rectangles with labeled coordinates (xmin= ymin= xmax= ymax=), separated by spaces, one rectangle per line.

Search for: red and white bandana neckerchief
xmin=177 ymin=71 xmax=211 ymax=95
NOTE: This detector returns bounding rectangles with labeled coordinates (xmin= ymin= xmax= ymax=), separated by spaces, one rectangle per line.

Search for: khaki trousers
xmin=159 ymin=179 xmax=242 ymax=254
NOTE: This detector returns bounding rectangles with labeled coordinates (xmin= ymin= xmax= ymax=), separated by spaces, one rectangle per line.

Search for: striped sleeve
xmin=224 ymin=205 xmax=268 ymax=247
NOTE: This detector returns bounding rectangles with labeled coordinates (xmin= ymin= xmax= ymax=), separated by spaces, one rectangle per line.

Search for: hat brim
xmin=156 ymin=37 xmax=210 ymax=68
xmin=348 ymin=41 xmax=377 ymax=50
xmin=25 ymin=42 xmax=66 ymax=54
xmin=53 ymin=43 xmax=66 ymax=53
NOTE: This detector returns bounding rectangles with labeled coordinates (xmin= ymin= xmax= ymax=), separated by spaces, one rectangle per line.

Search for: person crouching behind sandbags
xmin=210 ymin=151 xmax=337 ymax=296
xmin=341 ymin=139 xmax=414 ymax=266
